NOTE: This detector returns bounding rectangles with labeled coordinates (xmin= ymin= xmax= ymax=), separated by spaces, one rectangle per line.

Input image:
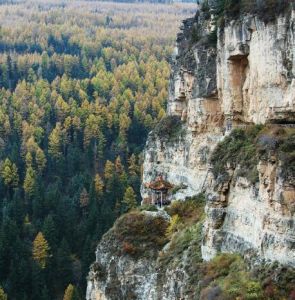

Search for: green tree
xmin=36 ymin=148 xmax=47 ymax=172
xmin=57 ymin=239 xmax=73 ymax=289
xmin=42 ymin=215 xmax=58 ymax=250
xmin=123 ymin=186 xmax=137 ymax=210
xmin=23 ymin=166 xmax=36 ymax=196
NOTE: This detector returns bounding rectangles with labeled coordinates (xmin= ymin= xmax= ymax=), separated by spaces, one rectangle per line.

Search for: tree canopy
xmin=0 ymin=1 xmax=195 ymax=299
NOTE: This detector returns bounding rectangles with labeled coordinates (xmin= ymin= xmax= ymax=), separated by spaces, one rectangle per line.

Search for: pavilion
xmin=145 ymin=175 xmax=173 ymax=207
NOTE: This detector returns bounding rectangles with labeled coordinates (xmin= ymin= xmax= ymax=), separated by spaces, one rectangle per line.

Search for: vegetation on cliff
xmin=211 ymin=126 xmax=295 ymax=185
xmin=203 ymin=0 xmax=292 ymax=23
xmin=113 ymin=211 xmax=169 ymax=257
xmin=98 ymin=195 xmax=295 ymax=299
xmin=151 ymin=115 xmax=185 ymax=142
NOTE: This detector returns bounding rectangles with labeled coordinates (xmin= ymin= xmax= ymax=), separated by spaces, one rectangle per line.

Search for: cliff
xmin=142 ymin=0 xmax=295 ymax=266
xmin=87 ymin=1 xmax=295 ymax=299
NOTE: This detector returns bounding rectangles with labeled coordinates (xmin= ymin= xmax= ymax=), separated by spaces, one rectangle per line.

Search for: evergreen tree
xmin=57 ymin=239 xmax=73 ymax=289
xmin=40 ymin=286 xmax=51 ymax=300
xmin=23 ymin=166 xmax=36 ymax=196
xmin=42 ymin=215 xmax=58 ymax=250
xmin=122 ymin=186 xmax=137 ymax=211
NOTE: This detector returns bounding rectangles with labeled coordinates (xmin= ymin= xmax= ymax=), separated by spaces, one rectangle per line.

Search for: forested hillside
xmin=0 ymin=1 xmax=196 ymax=299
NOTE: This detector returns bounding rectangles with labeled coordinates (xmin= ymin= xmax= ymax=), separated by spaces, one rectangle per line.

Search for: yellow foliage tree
xmin=104 ymin=160 xmax=114 ymax=181
xmin=94 ymin=174 xmax=104 ymax=195
xmin=32 ymin=232 xmax=50 ymax=268
xmin=0 ymin=287 xmax=7 ymax=300
xmin=63 ymin=284 xmax=74 ymax=300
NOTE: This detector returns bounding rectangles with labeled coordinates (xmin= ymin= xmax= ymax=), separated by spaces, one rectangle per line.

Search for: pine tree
xmin=32 ymin=232 xmax=50 ymax=268
xmin=57 ymin=239 xmax=73 ymax=289
xmin=42 ymin=215 xmax=58 ymax=250
xmin=115 ymin=156 xmax=124 ymax=175
xmin=40 ymin=286 xmax=50 ymax=300
xmin=122 ymin=186 xmax=137 ymax=210
xmin=63 ymin=284 xmax=81 ymax=300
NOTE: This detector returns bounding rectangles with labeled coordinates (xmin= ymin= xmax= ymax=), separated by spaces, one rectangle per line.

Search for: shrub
xmin=210 ymin=126 xmax=262 ymax=184
xmin=171 ymin=183 xmax=188 ymax=195
xmin=151 ymin=115 xmax=184 ymax=142
xmin=165 ymin=214 xmax=181 ymax=238
xmin=278 ymin=133 xmax=295 ymax=183
xmin=200 ymin=253 xmax=263 ymax=300
xmin=211 ymin=126 xmax=295 ymax=185
xmin=166 ymin=194 xmax=205 ymax=226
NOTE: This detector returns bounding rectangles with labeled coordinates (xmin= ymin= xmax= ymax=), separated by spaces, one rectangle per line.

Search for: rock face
xmin=142 ymin=1 xmax=295 ymax=267
xmin=87 ymin=3 xmax=295 ymax=299
xmin=218 ymin=13 xmax=295 ymax=124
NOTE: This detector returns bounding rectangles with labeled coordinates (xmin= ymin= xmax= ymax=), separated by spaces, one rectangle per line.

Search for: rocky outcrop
xmin=86 ymin=209 xmax=204 ymax=300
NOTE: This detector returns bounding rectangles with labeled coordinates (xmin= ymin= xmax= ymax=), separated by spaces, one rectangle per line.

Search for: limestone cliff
xmin=87 ymin=1 xmax=295 ymax=299
xmin=142 ymin=0 xmax=295 ymax=267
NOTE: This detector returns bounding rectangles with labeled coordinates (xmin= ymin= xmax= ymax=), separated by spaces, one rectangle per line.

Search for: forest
xmin=0 ymin=1 xmax=196 ymax=299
